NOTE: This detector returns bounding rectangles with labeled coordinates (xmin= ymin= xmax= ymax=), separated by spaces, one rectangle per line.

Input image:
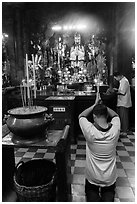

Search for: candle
xmin=32 ymin=54 xmax=36 ymax=99
xmin=26 ymin=54 xmax=30 ymax=99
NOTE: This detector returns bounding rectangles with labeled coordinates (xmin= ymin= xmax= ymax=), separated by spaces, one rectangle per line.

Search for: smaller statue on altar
xmin=57 ymin=36 xmax=68 ymax=69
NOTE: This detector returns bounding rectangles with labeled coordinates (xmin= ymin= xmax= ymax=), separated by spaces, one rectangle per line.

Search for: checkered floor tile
xmin=14 ymin=132 xmax=135 ymax=202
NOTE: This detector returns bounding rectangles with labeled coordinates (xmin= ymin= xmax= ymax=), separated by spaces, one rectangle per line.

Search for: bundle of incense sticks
xmin=21 ymin=53 xmax=42 ymax=108
xmin=20 ymin=84 xmax=25 ymax=108
xmin=32 ymin=54 xmax=36 ymax=99
xmin=22 ymin=80 xmax=27 ymax=106
xmin=20 ymin=80 xmax=31 ymax=108
xmin=26 ymin=54 xmax=30 ymax=102
xmin=23 ymin=53 xmax=38 ymax=108
xmin=97 ymin=74 xmax=100 ymax=93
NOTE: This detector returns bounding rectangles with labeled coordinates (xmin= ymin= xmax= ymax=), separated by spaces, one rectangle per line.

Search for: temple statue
xmin=70 ymin=33 xmax=85 ymax=69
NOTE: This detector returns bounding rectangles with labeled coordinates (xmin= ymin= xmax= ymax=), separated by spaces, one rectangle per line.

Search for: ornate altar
xmin=28 ymin=30 xmax=108 ymax=89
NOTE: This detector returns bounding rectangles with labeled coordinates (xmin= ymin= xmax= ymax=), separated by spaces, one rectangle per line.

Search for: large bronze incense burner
xmin=5 ymin=54 xmax=54 ymax=144
xmin=6 ymin=106 xmax=53 ymax=142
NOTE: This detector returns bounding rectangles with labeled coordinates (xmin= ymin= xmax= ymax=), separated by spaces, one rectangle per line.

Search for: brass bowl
xmin=6 ymin=106 xmax=51 ymax=138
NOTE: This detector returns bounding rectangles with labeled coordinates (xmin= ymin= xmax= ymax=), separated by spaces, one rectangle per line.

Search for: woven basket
xmin=14 ymin=159 xmax=56 ymax=202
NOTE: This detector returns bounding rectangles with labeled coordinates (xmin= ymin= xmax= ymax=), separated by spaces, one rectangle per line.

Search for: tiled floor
xmin=14 ymin=132 xmax=135 ymax=202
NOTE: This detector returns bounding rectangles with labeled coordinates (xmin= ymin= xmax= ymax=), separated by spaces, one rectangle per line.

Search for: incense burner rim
xmin=7 ymin=106 xmax=47 ymax=116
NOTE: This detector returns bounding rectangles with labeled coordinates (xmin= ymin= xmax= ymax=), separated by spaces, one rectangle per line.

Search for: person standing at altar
xmin=113 ymin=71 xmax=132 ymax=136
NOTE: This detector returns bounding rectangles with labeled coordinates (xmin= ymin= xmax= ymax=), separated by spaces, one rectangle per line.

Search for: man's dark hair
xmin=113 ymin=71 xmax=122 ymax=77
xmin=92 ymin=104 xmax=108 ymax=118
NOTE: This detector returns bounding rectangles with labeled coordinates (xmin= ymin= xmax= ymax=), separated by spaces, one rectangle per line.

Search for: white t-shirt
xmin=117 ymin=77 xmax=132 ymax=108
xmin=79 ymin=116 xmax=120 ymax=187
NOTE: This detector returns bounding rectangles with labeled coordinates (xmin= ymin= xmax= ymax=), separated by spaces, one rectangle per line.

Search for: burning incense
xmin=30 ymin=84 xmax=33 ymax=107
xmin=22 ymin=79 xmax=27 ymax=106
xmin=97 ymin=81 xmax=100 ymax=94
xmin=20 ymin=85 xmax=25 ymax=108
xmin=26 ymin=54 xmax=30 ymax=100
xmin=35 ymin=54 xmax=38 ymax=64
xmin=32 ymin=54 xmax=36 ymax=99
xmin=96 ymin=74 xmax=101 ymax=101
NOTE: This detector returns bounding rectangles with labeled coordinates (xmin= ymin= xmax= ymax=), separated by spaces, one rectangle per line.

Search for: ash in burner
xmin=8 ymin=106 xmax=47 ymax=115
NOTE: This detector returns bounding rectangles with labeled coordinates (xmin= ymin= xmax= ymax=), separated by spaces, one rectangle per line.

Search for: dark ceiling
xmin=2 ymin=2 xmax=135 ymax=43
xmin=2 ymin=2 xmax=116 ymax=17
xmin=2 ymin=2 xmax=134 ymax=27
